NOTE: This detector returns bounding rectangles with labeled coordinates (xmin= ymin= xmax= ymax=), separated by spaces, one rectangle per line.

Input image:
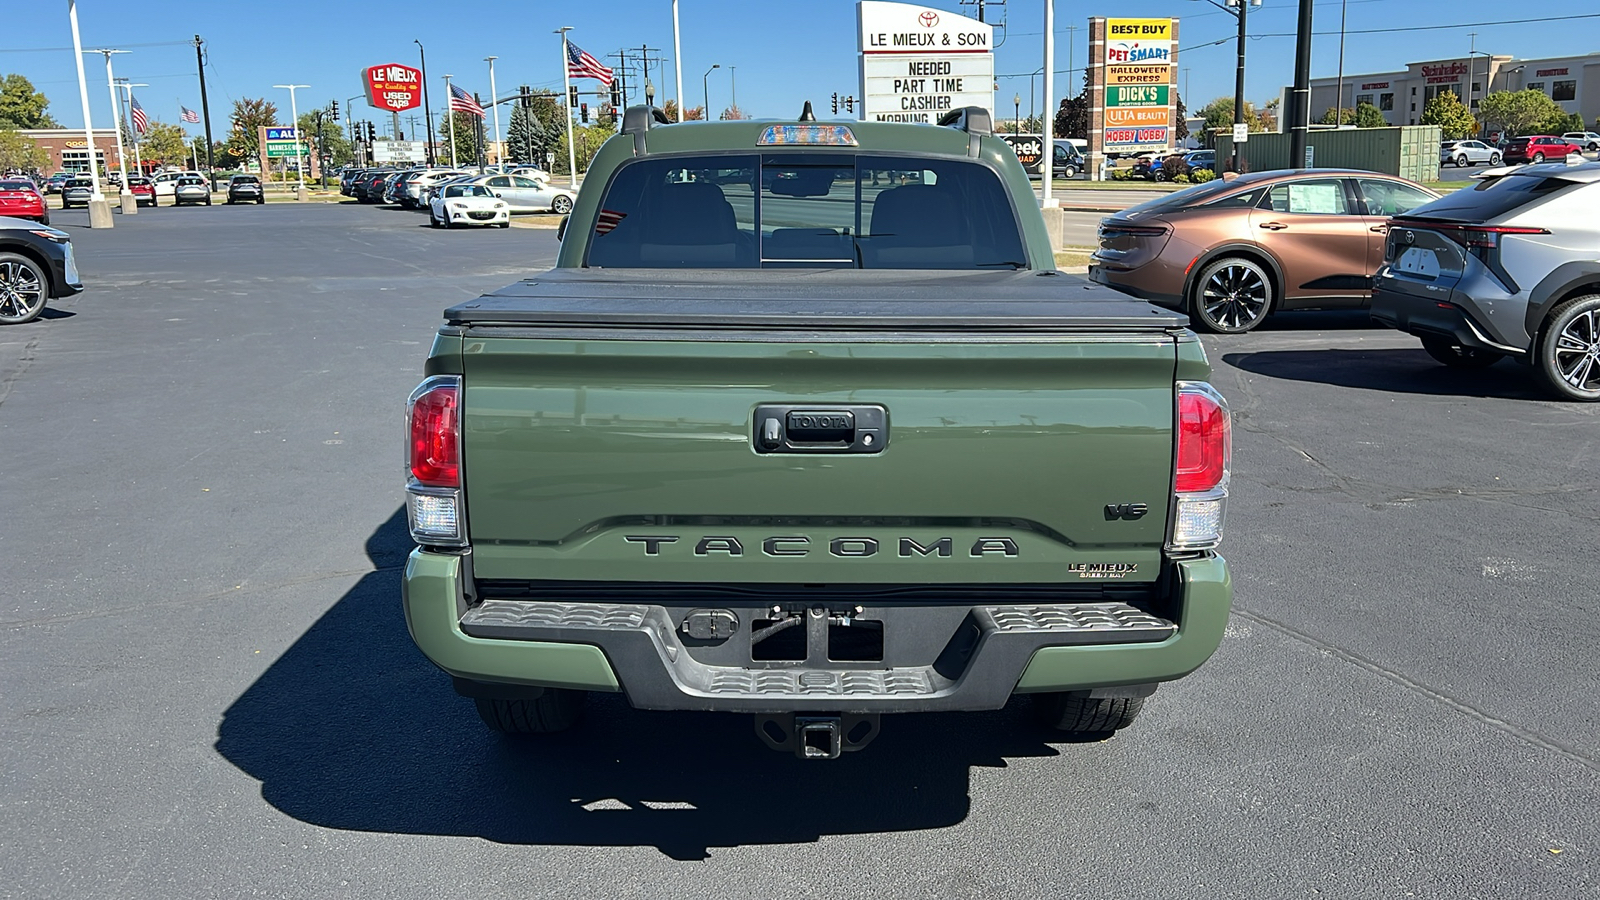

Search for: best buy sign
xmin=1105 ymin=85 xmax=1169 ymax=107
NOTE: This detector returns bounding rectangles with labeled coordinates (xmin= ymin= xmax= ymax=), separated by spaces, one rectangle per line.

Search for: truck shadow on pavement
xmin=1223 ymin=348 xmax=1547 ymax=400
xmin=216 ymin=510 xmax=1078 ymax=860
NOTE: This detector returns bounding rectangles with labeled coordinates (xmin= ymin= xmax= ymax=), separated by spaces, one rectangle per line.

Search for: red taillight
xmin=409 ymin=380 xmax=460 ymax=487
xmin=1101 ymin=224 xmax=1168 ymax=238
xmin=1175 ymin=386 xmax=1230 ymax=493
xmin=1411 ymin=221 xmax=1550 ymax=250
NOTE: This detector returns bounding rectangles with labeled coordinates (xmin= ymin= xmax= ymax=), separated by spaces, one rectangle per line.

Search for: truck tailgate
xmin=458 ymin=332 xmax=1179 ymax=585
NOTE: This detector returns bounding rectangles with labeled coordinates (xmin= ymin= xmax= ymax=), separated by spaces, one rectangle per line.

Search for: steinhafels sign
xmin=1420 ymin=62 xmax=1468 ymax=85
xmin=858 ymin=1 xmax=994 ymax=124
xmin=363 ymin=63 xmax=423 ymax=112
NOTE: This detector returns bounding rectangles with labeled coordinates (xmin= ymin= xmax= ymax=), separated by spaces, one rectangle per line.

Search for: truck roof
xmin=445 ymin=268 xmax=1187 ymax=334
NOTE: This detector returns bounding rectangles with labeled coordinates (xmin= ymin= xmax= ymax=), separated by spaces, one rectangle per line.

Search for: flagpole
xmin=672 ymin=0 xmax=684 ymax=122
xmin=558 ymin=27 xmax=578 ymax=190
xmin=485 ymin=56 xmax=501 ymax=167
xmin=443 ymin=75 xmax=457 ymax=168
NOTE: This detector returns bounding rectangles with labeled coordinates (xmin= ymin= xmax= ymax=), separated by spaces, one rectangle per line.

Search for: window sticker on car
xmin=1288 ymin=183 xmax=1345 ymax=215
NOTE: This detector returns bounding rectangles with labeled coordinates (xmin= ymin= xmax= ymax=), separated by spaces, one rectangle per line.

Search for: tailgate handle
xmin=753 ymin=404 xmax=887 ymax=454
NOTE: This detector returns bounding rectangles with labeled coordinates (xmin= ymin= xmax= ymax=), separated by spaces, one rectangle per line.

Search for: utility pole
xmin=1042 ymin=0 xmax=1054 ymax=205
xmin=415 ymin=40 xmax=435 ymax=166
xmin=1335 ymin=0 xmax=1349 ymax=127
xmin=1231 ymin=0 xmax=1248 ymax=172
xmin=193 ymin=35 xmax=216 ymax=191
xmin=1288 ymin=0 xmax=1315 ymax=170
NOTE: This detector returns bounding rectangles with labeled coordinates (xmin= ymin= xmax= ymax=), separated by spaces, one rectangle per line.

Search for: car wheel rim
xmin=0 ymin=260 xmax=44 ymax=322
xmin=1553 ymin=309 xmax=1600 ymax=392
xmin=1202 ymin=265 xmax=1268 ymax=330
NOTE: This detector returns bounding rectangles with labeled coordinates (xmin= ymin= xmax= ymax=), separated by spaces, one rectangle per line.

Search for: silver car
xmin=1439 ymin=140 xmax=1501 ymax=168
xmin=173 ymin=175 xmax=211 ymax=206
xmin=1370 ymin=161 xmax=1600 ymax=400
xmin=471 ymin=173 xmax=576 ymax=214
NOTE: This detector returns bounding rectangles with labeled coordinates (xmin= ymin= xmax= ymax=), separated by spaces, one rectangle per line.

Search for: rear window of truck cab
xmin=584 ymin=154 xmax=1028 ymax=269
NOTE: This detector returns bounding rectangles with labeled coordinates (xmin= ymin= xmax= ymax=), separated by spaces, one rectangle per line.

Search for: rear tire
xmin=552 ymin=194 xmax=574 ymax=214
xmin=1533 ymin=152 xmax=1546 ymax=164
xmin=473 ymin=690 xmax=586 ymax=734
xmin=1421 ymin=336 xmax=1502 ymax=369
xmin=1456 ymin=154 xmax=1470 ymax=168
xmin=1534 ymin=294 xmax=1600 ymax=401
xmin=1033 ymin=693 xmax=1146 ymax=735
xmin=1191 ymin=257 xmax=1274 ymax=333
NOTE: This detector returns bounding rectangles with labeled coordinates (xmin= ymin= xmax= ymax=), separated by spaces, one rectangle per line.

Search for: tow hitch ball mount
xmin=755 ymin=713 xmax=881 ymax=759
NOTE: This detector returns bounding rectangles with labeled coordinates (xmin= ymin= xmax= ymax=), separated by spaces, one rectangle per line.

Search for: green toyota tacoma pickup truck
xmin=401 ymin=106 xmax=1233 ymax=758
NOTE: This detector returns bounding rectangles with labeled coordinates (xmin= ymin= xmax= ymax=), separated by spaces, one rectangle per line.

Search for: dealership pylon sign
xmin=363 ymin=63 xmax=423 ymax=113
xmin=858 ymin=2 xmax=994 ymax=124
xmin=1088 ymin=17 xmax=1179 ymax=178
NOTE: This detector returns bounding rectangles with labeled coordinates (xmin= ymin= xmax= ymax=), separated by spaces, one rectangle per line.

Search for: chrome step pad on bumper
xmin=459 ymin=599 xmax=1174 ymax=713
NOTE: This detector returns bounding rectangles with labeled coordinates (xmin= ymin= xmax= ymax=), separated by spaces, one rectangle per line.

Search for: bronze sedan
xmin=1090 ymin=169 xmax=1439 ymax=333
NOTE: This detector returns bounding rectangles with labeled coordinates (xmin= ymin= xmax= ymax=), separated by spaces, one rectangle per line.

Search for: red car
xmin=126 ymin=176 xmax=157 ymax=208
xmin=1502 ymin=135 xmax=1582 ymax=165
xmin=0 ymin=178 xmax=48 ymax=225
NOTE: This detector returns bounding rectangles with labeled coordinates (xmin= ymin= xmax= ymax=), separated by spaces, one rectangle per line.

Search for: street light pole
xmin=485 ymin=56 xmax=502 ymax=166
xmin=703 ymin=64 xmax=719 ymax=119
xmin=90 ymin=49 xmax=135 ymax=214
xmin=66 ymin=0 xmax=111 ymax=227
xmin=273 ymin=83 xmax=310 ymax=200
xmin=730 ymin=66 xmax=737 ymax=116
xmin=1042 ymin=0 xmax=1054 ymax=202
xmin=415 ymin=40 xmax=435 ymax=166
xmin=1014 ymin=94 xmax=1021 ymax=134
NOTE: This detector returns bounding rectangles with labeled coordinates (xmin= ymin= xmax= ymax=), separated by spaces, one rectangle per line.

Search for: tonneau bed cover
xmin=445 ymin=268 xmax=1188 ymax=332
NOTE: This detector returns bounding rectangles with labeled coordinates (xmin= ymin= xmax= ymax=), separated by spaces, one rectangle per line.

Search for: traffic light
xmin=610 ymin=85 xmax=621 ymax=108
xmin=330 ymin=100 xmax=339 ymax=122
xmin=519 ymin=85 xmax=532 ymax=109
xmin=366 ymin=122 xmax=375 ymax=142
xmin=580 ymin=102 xmax=589 ymax=123
xmin=844 ymin=96 xmax=855 ymax=113
xmin=831 ymin=92 xmax=839 ymax=114
xmin=568 ymin=86 xmax=578 ymax=108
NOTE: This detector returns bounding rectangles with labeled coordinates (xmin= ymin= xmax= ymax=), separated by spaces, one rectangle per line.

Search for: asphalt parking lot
xmin=2 ymin=203 xmax=1597 ymax=898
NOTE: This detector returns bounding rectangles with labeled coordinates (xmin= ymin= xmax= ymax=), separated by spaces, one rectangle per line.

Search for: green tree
xmin=224 ymin=97 xmax=278 ymax=161
xmin=0 ymin=74 xmax=57 ymax=129
xmin=719 ymin=105 xmax=748 ymax=120
xmin=298 ymin=111 xmax=353 ymax=167
xmin=1173 ymin=91 xmax=1189 ymax=142
xmin=1320 ymin=102 xmax=1387 ymax=128
xmin=443 ymin=110 xmax=482 ymax=165
xmin=1196 ymin=96 xmax=1263 ymax=135
xmin=555 ymin=120 xmax=617 ymax=175
xmin=0 ymin=127 xmax=48 ymax=171
xmin=141 ymin=121 xmax=189 ymax=165
xmin=1479 ymin=89 xmax=1562 ymax=137
xmin=1419 ymin=91 xmax=1477 ymax=139
xmin=1542 ymin=110 xmax=1586 ymax=135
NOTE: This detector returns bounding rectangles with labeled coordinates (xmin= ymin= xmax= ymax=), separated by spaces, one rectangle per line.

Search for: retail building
xmin=13 ymin=129 xmax=125 ymax=175
xmin=1289 ymin=52 xmax=1600 ymax=132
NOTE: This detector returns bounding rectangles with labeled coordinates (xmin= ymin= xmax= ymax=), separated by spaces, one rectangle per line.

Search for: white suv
xmin=152 ymin=170 xmax=205 ymax=198
xmin=1561 ymin=132 xmax=1600 ymax=152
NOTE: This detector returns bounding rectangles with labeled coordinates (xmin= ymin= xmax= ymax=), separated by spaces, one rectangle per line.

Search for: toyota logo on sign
xmin=918 ymin=10 xmax=939 ymax=27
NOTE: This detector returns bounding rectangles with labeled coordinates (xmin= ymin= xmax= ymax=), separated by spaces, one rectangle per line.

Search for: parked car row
xmin=339 ymin=164 xmax=575 ymax=228
xmin=1090 ymin=160 xmax=1600 ymax=401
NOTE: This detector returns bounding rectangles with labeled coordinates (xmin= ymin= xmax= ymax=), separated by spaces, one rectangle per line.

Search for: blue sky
xmin=10 ymin=0 xmax=1600 ymax=133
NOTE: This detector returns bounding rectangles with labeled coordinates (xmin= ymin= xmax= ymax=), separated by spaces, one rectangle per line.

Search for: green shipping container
xmin=1215 ymin=125 xmax=1441 ymax=182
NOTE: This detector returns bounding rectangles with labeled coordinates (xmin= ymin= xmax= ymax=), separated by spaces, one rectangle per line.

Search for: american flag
xmin=130 ymin=95 xmax=147 ymax=133
xmin=180 ymin=106 xmax=200 ymax=124
xmin=449 ymin=83 xmax=485 ymax=118
xmin=594 ymin=209 xmax=626 ymax=235
xmin=566 ymin=40 xmax=614 ymax=85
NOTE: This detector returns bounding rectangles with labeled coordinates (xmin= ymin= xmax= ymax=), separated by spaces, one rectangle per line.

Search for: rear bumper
xmin=1370 ymin=283 xmax=1524 ymax=355
xmin=402 ymin=549 xmax=1231 ymax=713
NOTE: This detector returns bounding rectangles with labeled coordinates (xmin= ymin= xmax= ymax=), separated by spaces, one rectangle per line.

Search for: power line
xmin=0 ymin=40 xmax=193 ymax=53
